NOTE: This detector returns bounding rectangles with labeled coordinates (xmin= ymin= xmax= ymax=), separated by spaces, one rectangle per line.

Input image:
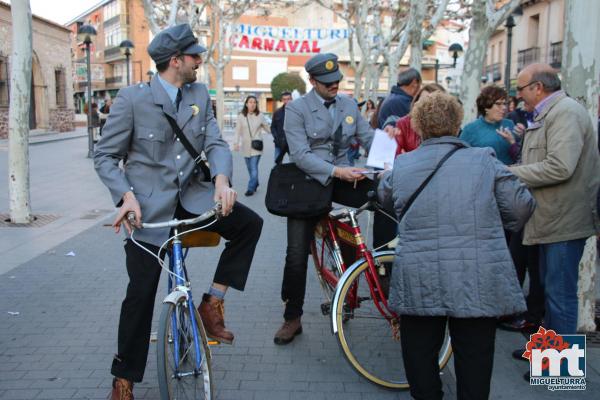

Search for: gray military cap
xmin=305 ymin=53 xmax=343 ymax=83
xmin=148 ymin=23 xmax=207 ymax=65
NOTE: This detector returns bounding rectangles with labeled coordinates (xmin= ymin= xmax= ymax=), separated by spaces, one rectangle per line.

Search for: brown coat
xmin=509 ymin=92 xmax=600 ymax=245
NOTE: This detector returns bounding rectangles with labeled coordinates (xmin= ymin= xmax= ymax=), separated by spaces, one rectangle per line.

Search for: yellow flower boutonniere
xmin=191 ymin=104 xmax=200 ymax=116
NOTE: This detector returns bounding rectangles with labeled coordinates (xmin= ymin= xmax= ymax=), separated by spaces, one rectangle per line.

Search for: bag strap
xmin=245 ymin=116 xmax=252 ymax=138
xmin=397 ymin=144 xmax=463 ymax=222
xmin=163 ymin=113 xmax=211 ymax=182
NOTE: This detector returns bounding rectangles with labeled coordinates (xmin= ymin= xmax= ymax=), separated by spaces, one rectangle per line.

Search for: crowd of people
xmin=94 ymin=23 xmax=600 ymax=400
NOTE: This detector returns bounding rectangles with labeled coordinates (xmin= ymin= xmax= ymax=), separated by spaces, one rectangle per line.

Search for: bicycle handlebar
xmin=129 ymin=203 xmax=222 ymax=230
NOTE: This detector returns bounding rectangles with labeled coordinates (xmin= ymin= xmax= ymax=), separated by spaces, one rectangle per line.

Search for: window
xmin=55 ymin=68 xmax=67 ymax=107
xmin=232 ymin=66 xmax=249 ymax=80
xmin=0 ymin=55 xmax=8 ymax=106
xmin=105 ymin=24 xmax=122 ymax=47
xmin=103 ymin=0 xmax=120 ymax=20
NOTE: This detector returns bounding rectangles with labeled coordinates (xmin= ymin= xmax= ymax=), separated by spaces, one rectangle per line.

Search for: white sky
xmin=5 ymin=0 xmax=101 ymax=25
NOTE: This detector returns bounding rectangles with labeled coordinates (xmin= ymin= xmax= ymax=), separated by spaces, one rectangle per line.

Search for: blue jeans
xmin=244 ymin=155 xmax=260 ymax=192
xmin=539 ymin=238 xmax=586 ymax=334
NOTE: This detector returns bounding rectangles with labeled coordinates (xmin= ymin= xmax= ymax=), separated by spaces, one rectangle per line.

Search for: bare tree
xmin=561 ymin=0 xmax=600 ymax=332
xmin=459 ymin=0 xmax=521 ymax=123
xmin=8 ymin=0 xmax=33 ymax=223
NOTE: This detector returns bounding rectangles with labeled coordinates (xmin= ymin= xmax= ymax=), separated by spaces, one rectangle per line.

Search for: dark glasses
xmin=516 ymin=81 xmax=538 ymax=92
xmin=317 ymin=80 xmax=340 ymax=88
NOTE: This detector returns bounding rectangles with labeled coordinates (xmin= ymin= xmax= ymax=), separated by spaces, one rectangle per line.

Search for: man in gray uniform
xmin=94 ymin=24 xmax=262 ymax=398
xmin=274 ymin=53 xmax=395 ymax=344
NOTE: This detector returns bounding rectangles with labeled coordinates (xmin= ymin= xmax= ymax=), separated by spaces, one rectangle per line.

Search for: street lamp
xmin=504 ymin=6 xmax=522 ymax=97
xmin=147 ymin=70 xmax=154 ymax=82
xmin=119 ymin=39 xmax=135 ymax=85
xmin=434 ymin=43 xmax=463 ymax=83
xmin=77 ymin=24 xmax=97 ymax=158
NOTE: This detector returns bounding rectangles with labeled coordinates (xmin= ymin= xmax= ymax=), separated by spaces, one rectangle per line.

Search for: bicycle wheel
xmin=332 ymin=253 xmax=452 ymax=390
xmin=311 ymin=232 xmax=343 ymax=302
xmin=157 ymin=297 xmax=213 ymax=400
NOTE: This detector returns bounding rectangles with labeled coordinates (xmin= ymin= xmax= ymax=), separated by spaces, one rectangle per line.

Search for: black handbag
xmin=251 ymin=139 xmax=263 ymax=151
xmin=265 ymin=162 xmax=333 ymax=218
xmin=246 ymin=116 xmax=263 ymax=151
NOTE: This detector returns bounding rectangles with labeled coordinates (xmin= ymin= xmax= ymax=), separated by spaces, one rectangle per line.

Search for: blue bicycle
xmin=129 ymin=204 xmax=222 ymax=400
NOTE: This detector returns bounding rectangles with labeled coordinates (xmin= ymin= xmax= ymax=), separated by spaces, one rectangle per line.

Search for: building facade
xmin=486 ymin=0 xmax=564 ymax=93
xmin=66 ymin=0 xmax=152 ymax=112
xmin=0 ymin=1 xmax=75 ymax=138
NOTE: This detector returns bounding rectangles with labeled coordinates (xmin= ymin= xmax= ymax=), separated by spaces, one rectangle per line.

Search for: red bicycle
xmin=310 ymin=198 xmax=452 ymax=389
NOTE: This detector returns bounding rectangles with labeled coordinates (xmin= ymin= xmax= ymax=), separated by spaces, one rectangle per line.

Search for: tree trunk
xmin=8 ymin=0 xmax=33 ymax=224
xmin=562 ymin=0 xmax=600 ymax=131
xmin=459 ymin=8 xmax=489 ymax=123
xmin=408 ymin=0 xmax=425 ymax=71
xmin=215 ymin=65 xmax=224 ymax=132
xmin=562 ymin=0 xmax=600 ymax=332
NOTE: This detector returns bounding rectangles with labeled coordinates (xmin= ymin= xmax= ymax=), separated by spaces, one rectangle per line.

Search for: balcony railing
xmin=483 ymin=63 xmax=502 ymax=83
xmin=106 ymin=76 xmax=123 ymax=84
xmin=550 ymin=42 xmax=562 ymax=69
xmin=517 ymin=47 xmax=540 ymax=72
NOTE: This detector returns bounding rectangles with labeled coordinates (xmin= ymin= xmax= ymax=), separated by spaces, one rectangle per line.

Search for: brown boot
xmin=198 ymin=294 xmax=234 ymax=344
xmin=109 ymin=377 xmax=134 ymax=400
xmin=274 ymin=317 xmax=302 ymax=345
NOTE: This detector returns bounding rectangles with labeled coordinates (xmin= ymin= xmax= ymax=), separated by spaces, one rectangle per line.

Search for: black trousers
xmin=509 ymin=229 xmax=544 ymax=323
xmin=401 ymin=315 xmax=497 ymax=400
xmin=281 ymin=178 xmax=396 ymax=320
xmin=111 ymin=202 xmax=263 ymax=382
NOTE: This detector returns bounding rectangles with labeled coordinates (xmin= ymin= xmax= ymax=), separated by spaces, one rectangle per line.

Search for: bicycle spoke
xmin=333 ymin=254 xmax=452 ymax=390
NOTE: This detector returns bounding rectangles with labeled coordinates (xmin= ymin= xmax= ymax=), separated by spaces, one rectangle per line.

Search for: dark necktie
xmin=324 ymin=99 xmax=336 ymax=109
xmin=175 ymin=89 xmax=182 ymax=111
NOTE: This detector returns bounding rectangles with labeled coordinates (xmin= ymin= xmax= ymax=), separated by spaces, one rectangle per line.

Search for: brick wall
xmin=0 ymin=108 xmax=7 ymax=139
xmin=49 ymin=108 xmax=75 ymax=132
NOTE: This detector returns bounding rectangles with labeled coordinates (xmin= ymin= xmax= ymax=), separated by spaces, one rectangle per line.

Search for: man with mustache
xmin=274 ymin=53 xmax=395 ymax=344
xmin=95 ymin=23 xmax=263 ymax=399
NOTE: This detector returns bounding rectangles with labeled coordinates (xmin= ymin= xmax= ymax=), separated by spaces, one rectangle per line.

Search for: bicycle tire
xmin=311 ymin=233 xmax=343 ymax=302
xmin=157 ymin=297 xmax=213 ymax=400
xmin=332 ymin=253 xmax=452 ymax=390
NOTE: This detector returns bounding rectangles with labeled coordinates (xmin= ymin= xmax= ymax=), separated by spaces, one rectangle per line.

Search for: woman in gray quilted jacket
xmin=378 ymin=92 xmax=535 ymax=400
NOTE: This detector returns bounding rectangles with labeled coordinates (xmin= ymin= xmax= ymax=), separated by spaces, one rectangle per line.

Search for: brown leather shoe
xmin=110 ymin=377 xmax=133 ymax=400
xmin=274 ymin=317 xmax=302 ymax=345
xmin=198 ymin=294 xmax=234 ymax=344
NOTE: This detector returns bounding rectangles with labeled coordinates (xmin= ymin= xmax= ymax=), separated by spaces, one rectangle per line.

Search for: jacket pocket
xmin=135 ymin=128 xmax=165 ymax=161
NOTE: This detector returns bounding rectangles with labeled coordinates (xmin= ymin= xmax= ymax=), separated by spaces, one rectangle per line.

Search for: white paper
xmin=366 ymin=129 xmax=397 ymax=169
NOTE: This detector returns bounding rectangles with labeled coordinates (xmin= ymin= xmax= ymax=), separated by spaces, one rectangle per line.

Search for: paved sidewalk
xmin=0 ymin=134 xmax=598 ymax=399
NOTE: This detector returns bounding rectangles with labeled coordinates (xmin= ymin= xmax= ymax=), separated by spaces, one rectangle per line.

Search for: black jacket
xmin=271 ymin=105 xmax=287 ymax=152
xmin=377 ymin=86 xmax=413 ymax=129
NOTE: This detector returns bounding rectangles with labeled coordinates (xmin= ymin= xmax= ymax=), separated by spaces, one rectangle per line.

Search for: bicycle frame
xmin=167 ymin=228 xmax=203 ymax=376
xmin=314 ymin=210 xmax=397 ymax=321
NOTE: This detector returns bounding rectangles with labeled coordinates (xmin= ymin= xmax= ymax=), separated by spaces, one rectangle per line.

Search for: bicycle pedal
xmin=207 ymin=339 xmax=220 ymax=346
xmin=320 ymin=302 xmax=331 ymax=316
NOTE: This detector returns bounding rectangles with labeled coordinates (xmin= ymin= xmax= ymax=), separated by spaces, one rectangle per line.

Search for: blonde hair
xmin=410 ymin=92 xmax=463 ymax=140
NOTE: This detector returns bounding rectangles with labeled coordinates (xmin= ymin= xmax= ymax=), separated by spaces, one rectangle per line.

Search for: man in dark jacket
xmin=377 ymin=68 xmax=421 ymax=128
xmin=270 ymin=91 xmax=292 ymax=162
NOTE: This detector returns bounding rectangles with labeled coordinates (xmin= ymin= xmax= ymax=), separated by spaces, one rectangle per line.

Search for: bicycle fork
xmin=167 ymin=235 xmax=203 ymax=377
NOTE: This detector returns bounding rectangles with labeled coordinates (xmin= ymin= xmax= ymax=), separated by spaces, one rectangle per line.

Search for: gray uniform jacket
xmin=284 ymin=89 xmax=373 ymax=185
xmin=378 ymin=136 xmax=535 ymax=318
xmin=94 ymin=75 xmax=232 ymax=246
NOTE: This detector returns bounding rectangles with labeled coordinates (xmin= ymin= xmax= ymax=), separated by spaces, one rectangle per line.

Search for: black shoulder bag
xmin=247 ymin=116 xmax=264 ymax=151
xmin=264 ymin=100 xmax=335 ymax=218
xmin=163 ymin=113 xmax=211 ymax=182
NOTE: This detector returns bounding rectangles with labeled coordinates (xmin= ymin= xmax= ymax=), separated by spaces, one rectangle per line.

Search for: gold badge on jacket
xmin=191 ymin=104 xmax=200 ymax=116
xmin=345 ymin=115 xmax=354 ymax=124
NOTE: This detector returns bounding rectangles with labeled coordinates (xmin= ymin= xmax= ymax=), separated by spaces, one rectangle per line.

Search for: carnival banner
xmin=232 ymin=23 xmax=350 ymax=55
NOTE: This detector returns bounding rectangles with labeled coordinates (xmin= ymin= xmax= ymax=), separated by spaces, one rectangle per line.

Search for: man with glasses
xmin=274 ymin=53 xmax=395 ymax=344
xmin=95 ymin=24 xmax=263 ymax=399
xmin=509 ymin=63 xmax=600 ymax=339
